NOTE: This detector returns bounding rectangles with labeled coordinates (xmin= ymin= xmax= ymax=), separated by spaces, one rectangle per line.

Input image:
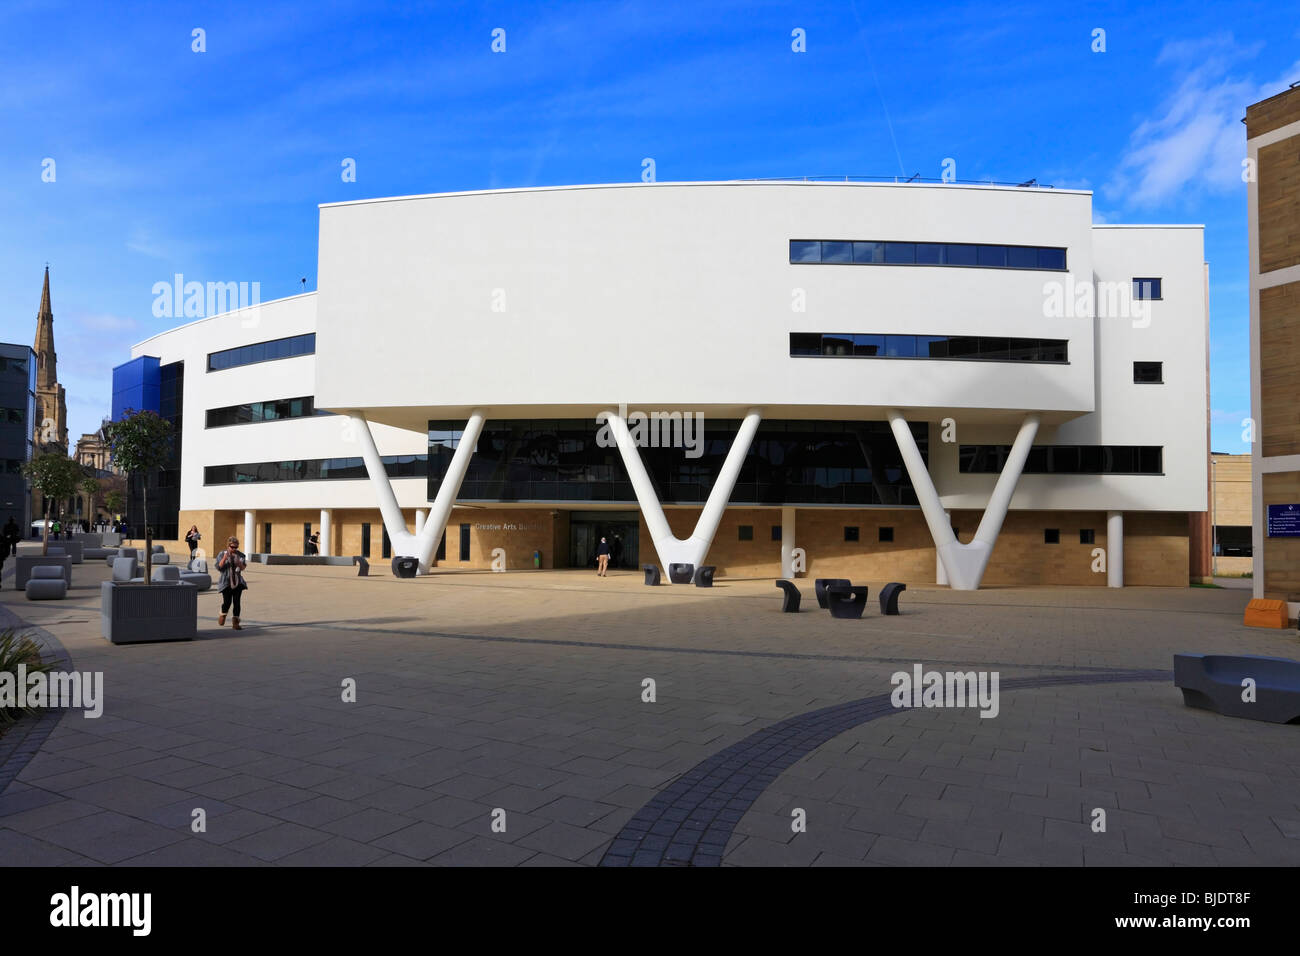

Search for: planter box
xmin=101 ymin=581 xmax=197 ymax=644
xmin=58 ymin=540 xmax=83 ymax=564
xmin=102 ymin=532 xmax=122 ymax=546
xmin=15 ymin=555 xmax=72 ymax=589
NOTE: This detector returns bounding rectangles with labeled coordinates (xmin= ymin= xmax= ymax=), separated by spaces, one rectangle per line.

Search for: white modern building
xmin=114 ymin=181 xmax=1209 ymax=588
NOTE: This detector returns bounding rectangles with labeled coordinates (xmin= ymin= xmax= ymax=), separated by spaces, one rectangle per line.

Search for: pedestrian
xmin=51 ymin=517 xmax=61 ymax=541
xmin=307 ymin=530 xmax=319 ymax=556
xmin=184 ymin=524 xmax=201 ymax=564
xmin=596 ymin=536 xmax=611 ymax=577
xmin=0 ymin=517 xmax=20 ymax=588
xmin=216 ymin=536 xmax=248 ymax=630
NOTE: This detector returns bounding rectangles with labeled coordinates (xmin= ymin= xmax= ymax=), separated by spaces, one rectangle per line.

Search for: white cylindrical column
xmin=244 ymin=511 xmax=257 ymax=555
xmin=415 ymin=509 xmax=427 ymax=536
xmin=936 ymin=510 xmax=950 ymax=585
xmin=780 ymin=507 xmax=796 ymax=579
xmin=320 ymin=509 xmax=332 ymax=557
xmin=1107 ymin=511 xmax=1123 ymax=588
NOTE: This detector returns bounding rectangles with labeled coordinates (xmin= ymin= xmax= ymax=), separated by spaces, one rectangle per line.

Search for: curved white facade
xmin=125 ymin=181 xmax=1208 ymax=588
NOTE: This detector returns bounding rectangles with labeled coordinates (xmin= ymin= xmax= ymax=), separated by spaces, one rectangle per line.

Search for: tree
xmin=103 ymin=488 xmax=125 ymax=517
xmin=81 ymin=476 xmax=100 ymax=528
xmin=105 ymin=410 xmax=174 ymax=583
xmin=21 ymin=454 xmax=86 ymax=555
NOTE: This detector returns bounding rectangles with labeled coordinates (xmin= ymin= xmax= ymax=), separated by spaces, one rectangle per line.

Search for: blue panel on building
xmin=111 ymin=356 xmax=161 ymax=421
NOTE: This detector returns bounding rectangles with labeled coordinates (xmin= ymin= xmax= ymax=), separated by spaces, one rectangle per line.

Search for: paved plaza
xmin=1 ymin=547 xmax=1298 ymax=867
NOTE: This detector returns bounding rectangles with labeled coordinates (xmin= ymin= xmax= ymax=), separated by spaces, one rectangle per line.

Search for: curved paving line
xmin=0 ymin=603 xmax=74 ymax=795
xmin=598 ymin=669 xmax=1172 ymax=867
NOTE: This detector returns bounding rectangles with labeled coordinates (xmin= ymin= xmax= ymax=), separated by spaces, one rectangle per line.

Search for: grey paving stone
xmin=224 ymin=821 xmax=334 ymax=861
xmin=372 ymin=821 xmax=474 ymax=860
xmin=322 ymin=807 xmax=415 ymax=842
xmin=276 ymin=835 xmax=390 ymax=867
xmin=517 ymin=821 xmax=612 ymax=861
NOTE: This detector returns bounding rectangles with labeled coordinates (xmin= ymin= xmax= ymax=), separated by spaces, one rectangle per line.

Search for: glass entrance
xmin=568 ymin=511 xmax=640 ymax=569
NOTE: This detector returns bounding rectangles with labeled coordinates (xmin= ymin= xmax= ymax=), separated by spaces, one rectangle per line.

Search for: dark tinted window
xmin=208 ymin=333 xmax=315 ymax=372
xmin=821 ymin=241 xmax=853 ymax=263
xmin=945 ymin=244 xmax=978 ymax=266
xmin=1133 ymin=278 xmax=1162 ymax=300
xmin=738 ymin=525 xmax=754 ymax=541
xmin=959 ymin=444 xmax=1162 ymax=475
xmin=914 ymin=243 xmax=944 ymax=264
xmin=853 ymin=241 xmax=885 ymax=263
xmin=1044 ymin=529 xmax=1060 ymax=544
xmin=1007 ymin=246 xmax=1038 ymax=269
xmin=884 ymin=242 xmax=915 ymax=264
xmin=844 ymin=526 xmax=859 ymax=542
xmin=1134 ymin=361 xmax=1163 ymax=383
xmin=1080 ymin=529 xmax=1095 ymax=544
xmin=878 ymin=526 xmax=894 ymax=542
xmin=789 ymin=241 xmax=820 ymax=262
xmin=977 ymin=245 xmax=1007 ymax=267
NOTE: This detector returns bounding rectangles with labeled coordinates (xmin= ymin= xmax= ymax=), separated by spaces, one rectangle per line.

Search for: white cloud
xmin=1107 ymin=36 xmax=1300 ymax=207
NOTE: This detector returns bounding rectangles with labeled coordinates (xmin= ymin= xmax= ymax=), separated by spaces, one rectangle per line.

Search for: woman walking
xmin=184 ymin=525 xmax=201 ymax=565
xmin=216 ymin=535 xmax=249 ymax=630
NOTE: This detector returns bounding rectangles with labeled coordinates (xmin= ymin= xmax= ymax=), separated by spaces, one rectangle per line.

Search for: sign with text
xmin=1266 ymin=504 xmax=1300 ymax=537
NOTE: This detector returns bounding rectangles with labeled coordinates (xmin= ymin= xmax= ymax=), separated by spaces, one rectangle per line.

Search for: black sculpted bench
xmin=826 ymin=584 xmax=869 ymax=620
xmin=1173 ymin=654 xmax=1300 ymax=724
xmin=775 ymin=580 xmax=801 ymax=613
xmin=879 ymin=582 xmax=907 ymax=615
xmin=668 ymin=563 xmax=695 ymax=585
xmin=643 ymin=564 xmax=661 ymax=586
xmin=815 ymin=578 xmax=851 ymax=610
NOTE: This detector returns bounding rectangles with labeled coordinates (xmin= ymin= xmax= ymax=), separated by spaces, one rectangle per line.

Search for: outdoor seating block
xmin=179 ymin=571 xmax=212 ymax=591
xmin=827 ymin=584 xmax=869 ymax=619
xmin=643 ymin=564 xmax=661 ymax=586
xmin=879 ymin=582 xmax=907 ymax=615
xmin=668 ymin=563 xmax=694 ymax=584
xmin=25 ymin=566 xmax=67 ymax=601
xmin=694 ymin=566 xmax=716 ymax=587
xmin=14 ymin=554 xmax=72 ymax=589
xmin=152 ymin=565 xmax=181 ymax=583
xmin=775 ymin=579 xmax=801 ymax=612
xmin=1243 ymin=599 xmax=1288 ymax=629
xmin=392 ymin=555 xmax=419 ymax=578
xmin=815 ymin=578 xmax=851 ymax=609
xmin=1173 ymin=653 xmax=1300 ymax=723
xmin=111 ymin=556 xmax=139 ymax=582
xmin=354 ymin=556 xmax=369 ymax=576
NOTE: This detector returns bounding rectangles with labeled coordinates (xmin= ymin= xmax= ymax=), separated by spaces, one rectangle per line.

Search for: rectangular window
xmin=207 ymin=333 xmax=315 ymax=372
xmin=791 ymin=239 xmax=1065 ymax=271
xmin=361 ymin=523 xmax=371 ymax=558
xmin=790 ymin=334 xmax=1066 ymax=363
xmin=1133 ymin=278 xmax=1162 ymax=300
xmin=437 ymin=531 xmax=446 ymax=561
xmin=958 ymin=444 xmax=1162 ymax=475
xmin=878 ymin=526 xmax=894 ymax=542
xmin=738 ymin=525 xmax=754 ymax=541
xmin=303 ymin=522 xmax=311 ymax=554
xmin=207 ymin=395 xmax=319 ymax=428
xmin=844 ymin=526 xmax=859 ymax=542
xmin=771 ymin=525 xmax=782 ymax=542
xmin=382 ymin=527 xmax=392 ymax=559
xmin=1079 ymin=529 xmax=1095 ymax=544
xmin=1133 ymin=361 xmax=1163 ymax=384
xmin=263 ymin=522 xmax=272 ymax=554
xmin=204 ymin=455 xmax=427 ymax=484
xmin=459 ymin=523 xmax=471 ymax=561
xmin=1044 ymin=529 xmax=1060 ymax=544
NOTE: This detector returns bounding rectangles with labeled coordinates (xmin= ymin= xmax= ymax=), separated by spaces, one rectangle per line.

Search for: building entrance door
xmin=568 ymin=511 xmax=640 ymax=569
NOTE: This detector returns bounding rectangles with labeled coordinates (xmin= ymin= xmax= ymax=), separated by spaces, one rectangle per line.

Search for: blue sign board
xmin=1266 ymin=504 xmax=1300 ymax=537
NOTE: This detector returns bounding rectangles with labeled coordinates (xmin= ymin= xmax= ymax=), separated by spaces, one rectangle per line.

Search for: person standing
xmin=307 ymin=530 xmax=320 ymax=556
xmin=0 ymin=517 xmax=20 ymax=588
xmin=184 ymin=525 xmax=202 ymax=565
xmin=216 ymin=536 xmax=248 ymax=630
xmin=596 ymin=536 xmax=611 ymax=577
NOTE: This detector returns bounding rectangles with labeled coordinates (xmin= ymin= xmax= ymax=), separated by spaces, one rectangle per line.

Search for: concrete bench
xmin=815 ymin=578 xmax=851 ymax=609
xmin=693 ymin=566 xmax=716 ymax=588
xmin=15 ymin=555 xmax=72 ymax=589
xmin=112 ymin=556 xmax=139 ymax=583
xmin=150 ymin=545 xmax=171 ymax=565
xmin=643 ymin=564 xmax=661 ymax=586
xmin=827 ymin=584 xmax=869 ymax=620
xmin=152 ymin=565 xmax=181 ymax=583
xmin=354 ymin=556 xmax=369 ymax=577
xmin=25 ymin=565 xmax=68 ymax=601
xmin=668 ymin=563 xmax=694 ymax=585
xmin=179 ymin=570 xmax=212 ymax=591
xmin=1173 ymin=653 xmax=1300 ymax=724
xmin=775 ymin=579 xmax=801 ymax=612
xmin=108 ymin=547 xmax=139 ymax=569
xmin=392 ymin=556 xmax=419 ymax=578
xmin=879 ymin=582 xmax=907 ymax=615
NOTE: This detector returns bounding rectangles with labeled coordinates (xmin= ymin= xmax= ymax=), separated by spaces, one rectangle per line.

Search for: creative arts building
xmin=112 ymin=180 xmax=1209 ymax=589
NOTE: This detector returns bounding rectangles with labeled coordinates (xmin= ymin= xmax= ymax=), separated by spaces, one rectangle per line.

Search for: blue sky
xmin=0 ymin=0 xmax=1295 ymax=450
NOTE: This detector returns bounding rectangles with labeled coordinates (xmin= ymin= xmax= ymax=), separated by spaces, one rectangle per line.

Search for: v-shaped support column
xmin=887 ymin=409 xmax=1039 ymax=590
xmin=350 ymin=409 xmax=486 ymax=573
xmin=602 ymin=408 xmax=762 ymax=577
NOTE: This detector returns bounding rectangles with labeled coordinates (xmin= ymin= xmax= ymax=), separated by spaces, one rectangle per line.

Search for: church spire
xmin=34 ymin=265 xmax=56 ymax=390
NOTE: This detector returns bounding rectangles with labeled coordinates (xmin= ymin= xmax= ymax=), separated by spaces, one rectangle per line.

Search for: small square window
xmin=1044 ymin=529 xmax=1060 ymax=544
xmin=771 ymin=525 xmax=782 ymax=542
xmin=844 ymin=526 xmax=859 ymax=542
xmin=1133 ymin=277 xmax=1162 ymax=300
xmin=1133 ymin=361 xmax=1163 ymax=384
xmin=878 ymin=526 xmax=894 ymax=542
xmin=738 ymin=525 xmax=753 ymax=541
xmin=1080 ymin=529 xmax=1095 ymax=544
